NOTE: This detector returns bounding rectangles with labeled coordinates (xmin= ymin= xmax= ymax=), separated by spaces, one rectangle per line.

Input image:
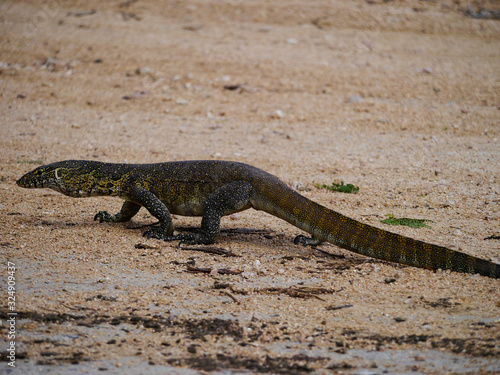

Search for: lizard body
xmin=17 ymin=160 xmax=500 ymax=278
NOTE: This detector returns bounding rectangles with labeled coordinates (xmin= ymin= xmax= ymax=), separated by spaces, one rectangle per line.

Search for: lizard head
xmin=16 ymin=160 xmax=103 ymax=197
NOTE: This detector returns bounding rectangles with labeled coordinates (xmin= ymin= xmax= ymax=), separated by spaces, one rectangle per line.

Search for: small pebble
xmin=271 ymin=109 xmax=284 ymax=119
xmin=347 ymin=94 xmax=364 ymax=103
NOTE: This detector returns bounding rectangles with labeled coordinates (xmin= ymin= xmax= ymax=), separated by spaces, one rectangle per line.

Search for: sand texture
xmin=1 ymin=1 xmax=500 ymax=374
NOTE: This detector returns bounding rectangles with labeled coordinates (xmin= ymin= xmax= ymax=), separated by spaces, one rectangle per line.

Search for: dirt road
xmin=1 ymin=1 xmax=499 ymax=373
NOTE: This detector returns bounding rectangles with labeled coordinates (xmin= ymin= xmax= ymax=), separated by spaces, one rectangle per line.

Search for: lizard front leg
xmin=94 ymin=201 xmax=141 ymax=223
xmin=94 ymin=187 xmax=174 ymax=239
xmin=132 ymin=187 xmax=175 ymax=240
xmin=95 ymin=184 xmax=174 ymax=239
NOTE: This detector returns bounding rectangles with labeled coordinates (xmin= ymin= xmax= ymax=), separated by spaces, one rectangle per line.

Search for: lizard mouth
xmin=17 ymin=176 xmax=54 ymax=189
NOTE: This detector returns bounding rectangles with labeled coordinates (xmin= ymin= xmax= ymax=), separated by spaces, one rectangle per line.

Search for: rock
xmin=135 ymin=67 xmax=151 ymax=75
xmin=271 ymin=109 xmax=284 ymax=119
xmin=347 ymin=94 xmax=364 ymax=103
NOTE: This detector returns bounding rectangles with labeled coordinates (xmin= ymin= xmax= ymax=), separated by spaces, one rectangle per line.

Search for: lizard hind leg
xmin=174 ymin=180 xmax=254 ymax=245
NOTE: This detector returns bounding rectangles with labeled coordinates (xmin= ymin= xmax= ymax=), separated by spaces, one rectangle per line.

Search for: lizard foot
xmin=143 ymin=225 xmax=213 ymax=245
xmin=293 ymin=234 xmax=324 ymax=247
xmin=177 ymin=233 xmax=213 ymax=246
xmin=150 ymin=232 xmax=213 ymax=245
xmin=142 ymin=227 xmax=171 ymax=241
xmin=94 ymin=211 xmax=115 ymax=223
xmin=142 ymin=229 xmax=201 ymax=244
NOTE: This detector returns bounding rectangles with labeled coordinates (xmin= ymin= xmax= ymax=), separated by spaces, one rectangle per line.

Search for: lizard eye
xmin=54 ymin=168 xmax=62 ymax=179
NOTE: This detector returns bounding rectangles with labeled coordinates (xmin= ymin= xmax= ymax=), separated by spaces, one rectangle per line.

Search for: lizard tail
xmin=252 ymin=179 xmax=500 ymax=278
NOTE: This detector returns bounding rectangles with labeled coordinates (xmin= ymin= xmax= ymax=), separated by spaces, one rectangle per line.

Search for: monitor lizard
xmin=16 ymin=159 xmax=500 ymax=278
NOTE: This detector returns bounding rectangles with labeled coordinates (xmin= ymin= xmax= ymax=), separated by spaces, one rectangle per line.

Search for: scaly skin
xmin=17 ymin=160 xmax=500 ymax=278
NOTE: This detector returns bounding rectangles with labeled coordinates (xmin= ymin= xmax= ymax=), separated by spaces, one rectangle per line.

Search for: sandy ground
xmin=1 ymin=0 xmax=500 ymax=374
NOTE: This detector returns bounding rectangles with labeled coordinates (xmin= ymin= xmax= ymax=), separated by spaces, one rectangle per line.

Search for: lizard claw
xmin=173 ymin=233 xmax=212 ymax=245
xmin=94 ymin=211 xmax=113 ymax=223
xmin=294 ymin=234 xmax=324 ymax=247
xmin=294 ymin=235 xmax=308 ymax=247
xmin=143 ymin=227 xmax=164 ymax=240
xmin=176 ymin=233 xmax=197 ymax=245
